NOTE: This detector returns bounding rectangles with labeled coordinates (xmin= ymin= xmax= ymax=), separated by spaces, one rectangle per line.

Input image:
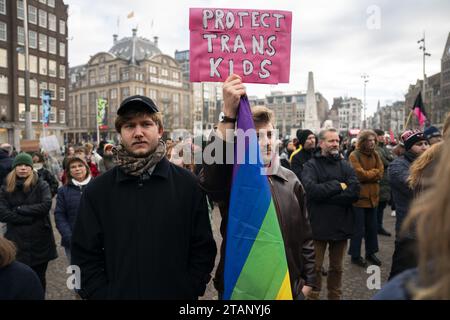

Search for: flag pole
xmin=404 ymin=110 xmax=413 ymax=129
xmin=96 ymin=99 xmax=100 ymax=147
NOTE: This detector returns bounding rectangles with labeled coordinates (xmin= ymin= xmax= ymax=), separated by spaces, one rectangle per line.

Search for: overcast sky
xmin=66 ymin=0 xmax=450 ymax=116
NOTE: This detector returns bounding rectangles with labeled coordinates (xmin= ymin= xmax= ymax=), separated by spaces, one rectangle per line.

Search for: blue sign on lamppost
xmin=41 ymin=90 xmax=51 ymax=127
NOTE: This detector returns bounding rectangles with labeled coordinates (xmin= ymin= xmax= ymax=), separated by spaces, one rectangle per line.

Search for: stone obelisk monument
xmin=304 ymin=71 xmax=321 ymax=133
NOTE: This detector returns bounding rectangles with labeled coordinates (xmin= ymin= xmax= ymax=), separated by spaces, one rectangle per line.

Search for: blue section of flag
xmin=223 ymin=96 xmax=272 ymax=299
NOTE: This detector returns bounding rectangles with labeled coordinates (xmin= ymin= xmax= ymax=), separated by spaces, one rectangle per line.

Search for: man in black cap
xmin=71 ymin=95 xmax=216 ymax=299
xmin=291 ymin=129 xmax=317 ymax=182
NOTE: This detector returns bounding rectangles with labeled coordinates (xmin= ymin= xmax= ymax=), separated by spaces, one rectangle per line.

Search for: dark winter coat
xmin=0 ymin=174 xmax=57 ymax=267
xmin=54 ymin=179 xmax=92 ymax=249
xmin=376 ymin=142 xmax=394 ymax=202
xmin=71 ymin=157 xmax=217 ymax=299
xmin=388 ymin=151 xmax=416 ymax=235
xmin=0 ymin=149 xmax=13 ymax=186
xmin=291 ymin=148 xmax=314 ymax=183
xmin=36 ymin=167 xmax=59 ymax=197
xmin=301 ymin=152 xmax=360 ymax=241
xmin=0 ymin=261 xmax=45 ymax=300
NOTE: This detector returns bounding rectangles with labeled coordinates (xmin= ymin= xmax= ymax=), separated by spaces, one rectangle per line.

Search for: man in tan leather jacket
xmin=199 ymin=74 xmax=316 ymax=300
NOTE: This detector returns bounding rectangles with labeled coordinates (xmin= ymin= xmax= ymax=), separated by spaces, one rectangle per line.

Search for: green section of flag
xmin=231 ymin=200 xmax=290 ymax=299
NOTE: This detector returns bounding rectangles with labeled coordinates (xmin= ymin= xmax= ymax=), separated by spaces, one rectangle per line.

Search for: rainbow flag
xmin=223 ymin=96 xmax=292 ymax=300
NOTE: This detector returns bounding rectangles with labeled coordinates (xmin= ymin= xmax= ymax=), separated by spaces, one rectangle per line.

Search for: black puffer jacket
xmin=36 ymin=167 xmax=59 ymax=197
xmin=0 ymin=174 xmax=57 ymax=266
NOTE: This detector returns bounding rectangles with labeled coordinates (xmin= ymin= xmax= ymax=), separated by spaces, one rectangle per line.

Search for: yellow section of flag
xmin=275 ymin=272 xmax=293 ymax=300
xmin=127 ymin=11 xmax=134 ymax=19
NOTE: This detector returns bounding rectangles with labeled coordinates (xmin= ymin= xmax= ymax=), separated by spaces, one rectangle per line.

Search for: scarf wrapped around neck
xmin=112 ymin=140 xmax=166 ymax=176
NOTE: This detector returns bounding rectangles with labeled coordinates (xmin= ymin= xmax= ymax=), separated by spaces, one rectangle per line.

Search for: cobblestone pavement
xmin=46 ymin=202 xmax=395 ymax=300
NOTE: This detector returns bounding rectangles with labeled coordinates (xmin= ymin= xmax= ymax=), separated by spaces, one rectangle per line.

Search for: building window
xmin=29 ymin=30 xmax=37 ymax=49
xmin=121 ymin=87 xmax=130 ymax=99
xmin=0 ymin=75 xmax=7 ymax=94
xmin=161 ymin=68 xmax=168 ymax=77
xmin=17 ymin=0 xmax=24 ymax=20
xmin=109 ymin=65 xmax=117 ymax=82
xmin=39 ymin=33 xmax=47 ymax=52
xmin=135 ymin=73 xmax=144 ymax=81
xmin=59 ymin=87 xmax=65 ymax=101
xmin=0 ymin=48 xmax=6 ymax=68
xmin=110 ymin=88 xmax=117 ymax=99
xmin=48 ymin=37 xmax=56 ymax=54
xmin=121 ymin=69 xmax=129 ymax=81
xmin=48 ymin=60 xmax=56 ymax=77
xmin=48 ymin=14 xmax=56 ymax=31
xmin=59 ymin=109 xmax=65 ymax=124
xmin=28 ymin=54 xmax=37 ymax=73
xmin=28 ymin=5 xmax=37 ymax=24
xmin=149 ymin=65 xmax=157 ymax=74
xmin=48 ymin=0 xmax=55 ymax=7
xmin=39 ymin=81 xmax=47 ymax=96
xmin=98 ymin=66 xmax=106 ymax=84
xmin=30 ymin=79 xmax=38 ymax=98
xmin=0 ymin=22 xmax=6 ymax=41
xmin=19 ymin=103 xmax=25 ymax=121
xmin=29 ymin=104 xmax=37 ymax=122
xmin=39 ymin=10 xmax=47 ymax=28
xmin=89 ymin=70 xmax=96 ymax=85
xmin=59 ymin=65 xmax=65 ymax=79
xmin=59 ymin=20 xmax=66 ymax=35
xmin=172 ymin=71 xmax=179 ymax=80
xmin=18 ymin=78 xmax=25 ymax=96
xmin=18 ymin=52 xmax=25 ymax=71
xmin=59 ymin=42 xmax=65 ymax=57
xmin=48 ymin=83 xmax=56 ymax=99
xmin=149 ymin=89 xmax=157 ymax=100
xmin=39 ymin=57 xmax=47 ymax=75
xmin=39 ymin=0 xmax=47 ymax=4
xmin=50 ymin=107 xmax=56 ymax=123
xmin=17 ymin=27 xmax=25 ymax=45
xmin=0 ymin=0 xmax=5 ymax=15
xmin=135 ymin=87 xmax=145 ymax=95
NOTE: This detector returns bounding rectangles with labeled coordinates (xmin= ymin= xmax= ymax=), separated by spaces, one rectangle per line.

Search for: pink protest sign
xmin=189 ymin=8 xmax=292 ymax=84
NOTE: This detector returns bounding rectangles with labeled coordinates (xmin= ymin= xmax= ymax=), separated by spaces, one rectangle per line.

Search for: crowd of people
xmin=1 ymin=75 xmax=450 ymax=300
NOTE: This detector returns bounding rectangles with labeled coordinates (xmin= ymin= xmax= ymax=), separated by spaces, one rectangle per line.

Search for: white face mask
xmin=33 ymin=163 xmax=44 ymax=170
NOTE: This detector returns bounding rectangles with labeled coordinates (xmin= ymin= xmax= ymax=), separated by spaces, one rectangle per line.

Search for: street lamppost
xmin=22 ymin=0 xmax=33 ymax=140
xmin=361 ymin=73 xmax=369 ymax=129
xmin=418 ymin=31 xmax=431 ymax=101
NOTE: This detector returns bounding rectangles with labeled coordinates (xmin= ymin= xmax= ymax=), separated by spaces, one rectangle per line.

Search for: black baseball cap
xmin=117 ymin=95 xmax=159 ymax=115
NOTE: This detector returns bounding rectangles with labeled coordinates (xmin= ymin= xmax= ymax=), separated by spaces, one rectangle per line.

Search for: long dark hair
xmin=0 ymin=236 xmax=16 ymax=268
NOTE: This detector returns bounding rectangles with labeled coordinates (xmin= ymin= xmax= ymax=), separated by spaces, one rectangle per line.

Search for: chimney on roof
xmin=113 ymin=34 xmax=118 ymax=44
xmin=153 ymin=36 xmax=158 ymax=47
